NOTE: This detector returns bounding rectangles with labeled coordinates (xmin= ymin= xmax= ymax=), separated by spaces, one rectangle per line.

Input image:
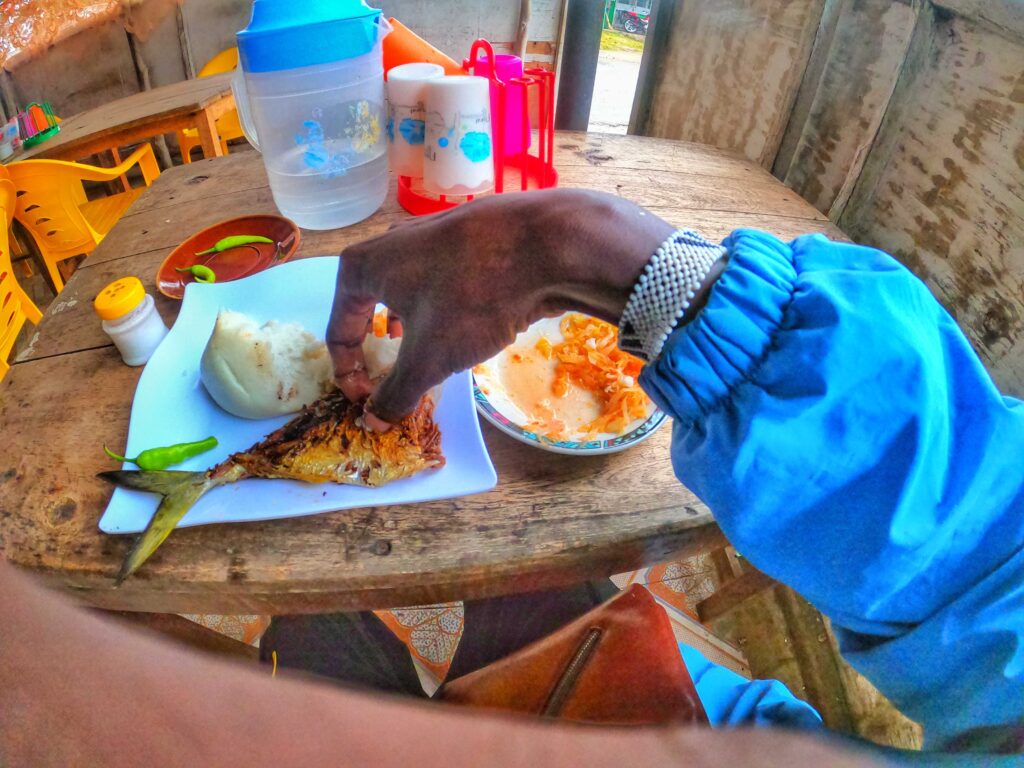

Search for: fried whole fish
xmin=100 ymin=392 xmax=444 ymax=584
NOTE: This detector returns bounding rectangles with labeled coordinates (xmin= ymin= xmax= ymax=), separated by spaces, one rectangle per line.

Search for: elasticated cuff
xmin=639 ymin=229 xmax=797 ymax=425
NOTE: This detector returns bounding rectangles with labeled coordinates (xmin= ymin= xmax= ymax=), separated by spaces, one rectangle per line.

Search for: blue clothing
xmin=643 ymin=230 xmax=1024 ymax=751
xmin=679 ymin=644 xmax=821 ymax=729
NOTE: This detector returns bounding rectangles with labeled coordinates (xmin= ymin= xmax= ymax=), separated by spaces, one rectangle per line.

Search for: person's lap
xmin=260 ymin=581 xmax=618 ymax=697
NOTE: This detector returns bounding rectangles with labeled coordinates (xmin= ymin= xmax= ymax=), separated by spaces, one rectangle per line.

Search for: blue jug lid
xmin=237 ymin=0 xmax=382 ymax=73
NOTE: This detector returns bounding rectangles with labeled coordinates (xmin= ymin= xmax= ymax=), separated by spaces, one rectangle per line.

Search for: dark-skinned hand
xmin=327 ymin=188 xmax=725 ymax=429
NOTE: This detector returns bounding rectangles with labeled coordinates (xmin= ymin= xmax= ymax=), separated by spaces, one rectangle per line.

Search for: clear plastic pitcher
xmin=234 ymin=0 xmax=389 ymax=230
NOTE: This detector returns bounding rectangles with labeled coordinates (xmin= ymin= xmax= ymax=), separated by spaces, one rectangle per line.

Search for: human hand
xmin=327 ymin=189 xmax=675 ymax=428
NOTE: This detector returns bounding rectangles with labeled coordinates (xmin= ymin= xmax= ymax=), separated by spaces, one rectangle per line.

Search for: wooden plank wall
xmin=640 ymin=0 xmax=827 ymax=167
xmin=635 ymin=0 xmax=1024 ymax=396
xmin=775 ymin=0 xmax=918 ymax=217
xmin=839 ymin=3 xmax=1024 ymax=395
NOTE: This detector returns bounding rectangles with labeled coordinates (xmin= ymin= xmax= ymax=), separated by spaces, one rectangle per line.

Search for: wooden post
xmin=554 ymin=0 xmax=604 ymax=130
xmin=0 ymin=69 xmax=19 ymax=119
xmin=177 ymin=5 xmax=196 ymax=80
xmin=515 ymin=0 xmax=532 ymax=60
xmin=126 ymin=31 xmax=175 ymax=169
xmin=628 ymin=0 xmax=676 ymax=136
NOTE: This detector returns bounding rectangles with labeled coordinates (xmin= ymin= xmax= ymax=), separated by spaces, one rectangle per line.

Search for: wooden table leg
xmin=696 ymin=566 xmax=777 ymax=623
xmin=9 ymin=224 xmax=34 ymax=279
xmin=108 ymin=147 xmax=132 ymax=193
xmin=10 ymin=220 xmax=53 ymax=294
xmin=195 ymin=108 xmax=224 ymax=160
xmin=710 ymin=545 xmax=743 ymax=583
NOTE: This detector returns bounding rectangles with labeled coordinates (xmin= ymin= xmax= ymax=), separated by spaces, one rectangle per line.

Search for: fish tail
xmin=98 ymin=470 xmax=218 ymax=586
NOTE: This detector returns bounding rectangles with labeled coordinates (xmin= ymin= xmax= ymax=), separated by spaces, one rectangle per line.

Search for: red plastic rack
xmin=396 ymin=39 xmax=558 ymax=216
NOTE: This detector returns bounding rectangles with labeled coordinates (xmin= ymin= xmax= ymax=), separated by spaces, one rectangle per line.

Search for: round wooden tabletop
xmin=0 ymin=132 xmax=843 ymax=614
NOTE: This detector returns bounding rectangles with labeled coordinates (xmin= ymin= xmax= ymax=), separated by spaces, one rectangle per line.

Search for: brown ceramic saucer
xmin=156 ymin=215 xmax=301 ymax=300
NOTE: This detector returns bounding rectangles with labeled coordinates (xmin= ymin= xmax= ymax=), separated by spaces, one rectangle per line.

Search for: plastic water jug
xmin=233 ymin=0 xmax=389 ymax=230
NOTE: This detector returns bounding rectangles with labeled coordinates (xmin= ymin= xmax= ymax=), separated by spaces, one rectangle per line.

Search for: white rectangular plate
xmin=99 ymin=256 xmax=497 ymax=534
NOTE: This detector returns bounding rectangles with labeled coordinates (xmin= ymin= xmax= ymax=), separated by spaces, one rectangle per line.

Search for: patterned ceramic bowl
xmin=473 ymin=386 xmax=668 ymax=454
xmin=472 ymin=315 xmax=669 ymax=455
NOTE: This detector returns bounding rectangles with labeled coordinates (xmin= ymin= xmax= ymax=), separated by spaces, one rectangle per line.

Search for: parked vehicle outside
xmin=607 ymin=0 xmax=651 ymax=35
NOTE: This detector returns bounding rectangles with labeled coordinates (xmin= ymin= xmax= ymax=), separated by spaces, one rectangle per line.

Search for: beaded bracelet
xmin=617 ymin=229 xmax=727 ymax=362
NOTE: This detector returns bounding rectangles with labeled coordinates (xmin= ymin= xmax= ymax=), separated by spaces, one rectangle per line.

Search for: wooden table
xmin=5 ymin=73 xmax=234 ymax=163
xmin=0 ymin=133 xmax=845 ymax=615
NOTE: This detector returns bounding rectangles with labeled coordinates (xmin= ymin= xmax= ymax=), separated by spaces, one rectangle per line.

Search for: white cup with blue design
xmin=423 ymin=76 xmax=494 ymax=196
xmin=386 ymin=63 xmax=446 ymax=179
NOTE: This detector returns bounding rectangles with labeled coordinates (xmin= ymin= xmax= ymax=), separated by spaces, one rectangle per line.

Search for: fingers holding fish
xmin=327 ymin=288 xmax=377 ymax=402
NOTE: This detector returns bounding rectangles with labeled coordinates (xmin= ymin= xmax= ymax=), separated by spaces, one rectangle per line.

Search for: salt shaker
xmin=94 ymin=277 xmax=169 ymax=366
xmin=423 ymin=75 xmax=494 ymax=196
xmin=387 ymin=62 xmax=445 ymax=178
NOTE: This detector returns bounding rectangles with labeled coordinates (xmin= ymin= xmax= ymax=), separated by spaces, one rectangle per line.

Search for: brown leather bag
xmin=439 ymin=584 xmax=708 ymax=725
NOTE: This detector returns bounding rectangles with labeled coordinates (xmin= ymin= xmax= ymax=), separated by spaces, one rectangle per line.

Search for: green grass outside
xmin=600 ymin=29 xmax=645 ymax=53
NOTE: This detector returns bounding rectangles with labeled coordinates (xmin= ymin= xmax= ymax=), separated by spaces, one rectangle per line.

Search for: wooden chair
xmin=0 ymin=177 xmax=42 ymax=381
xmin=177 ymin=47 xmax=244 ymax=163
xmin=696 ymin=545 xmax=776 ymax=624
xmin=4 ymin=144 xmax=160 ymax=293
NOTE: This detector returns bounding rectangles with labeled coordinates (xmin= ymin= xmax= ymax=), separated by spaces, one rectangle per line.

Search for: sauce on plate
xmin=497 ymin=340 xmax=602 ymax=439
xmin=475 ymin=314 xmax=654 ymax=442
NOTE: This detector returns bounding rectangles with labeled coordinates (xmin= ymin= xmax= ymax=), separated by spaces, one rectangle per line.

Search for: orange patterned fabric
xmin=374 ymin=603 xmax=464 ymax=682
xmin=647 ymin=561 xmax=713 ymax=620
xmin=181 ymin=557 xmax=716 ymax=687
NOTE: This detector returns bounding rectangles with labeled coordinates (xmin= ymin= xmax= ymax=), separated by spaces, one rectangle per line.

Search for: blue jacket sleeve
xmin=679 ymin=644 xmax=822 ymax=730
xmin=640 ymin=230 xmax=1024 ymax=751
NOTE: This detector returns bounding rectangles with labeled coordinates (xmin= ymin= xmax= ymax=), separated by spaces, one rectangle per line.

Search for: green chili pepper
xmin=195 ymin=234 xmax=274 ymax=256
xmin=175 ymin=264 xmax=216 ymax=283
xmin=104 ymin=436 xmax=219 ymax=471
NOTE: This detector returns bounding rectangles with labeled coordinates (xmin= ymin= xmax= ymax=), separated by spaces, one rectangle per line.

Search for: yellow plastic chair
xmin=177 ymin=47 xmax=243 ymax=163
xmin=0 ymin=177 xmax=43 ymax=381
xmin=6 ymin=143 xmax=160 ymax=293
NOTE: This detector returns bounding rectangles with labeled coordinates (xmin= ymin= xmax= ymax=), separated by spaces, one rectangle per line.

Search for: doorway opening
xmin=589 ymin=0 xmax=651 ymax=134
